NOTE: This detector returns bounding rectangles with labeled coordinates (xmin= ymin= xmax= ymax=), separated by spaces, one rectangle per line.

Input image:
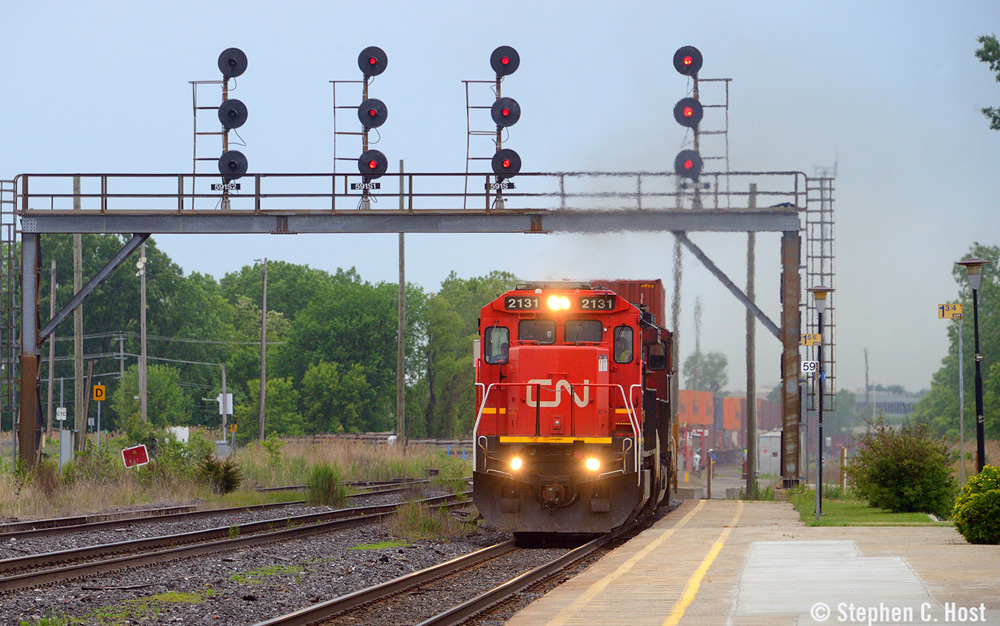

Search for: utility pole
xmin=397 ymin=160 xmax=407 ymax=449
xmin=139 ymin=242 xmax=148 ymax=422
xmin=73 ymin=176 xmax=84 ymax=451
xmin=46 ymin=259 xmax=56 ymax=438
xmin=746 ymin=186 xmax=758 ymax=499
xmin=864 ymin=348 xmax=871 ymax=420
xmin=257 ymin=258 xmax=268 ymax=440
xmin=118 ymin=332 xmax=125 ymax=382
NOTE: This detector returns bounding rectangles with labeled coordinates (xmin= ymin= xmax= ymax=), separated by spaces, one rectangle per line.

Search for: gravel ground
xmin=5 ymin=508 xmax=507 ymax=626
xmin=0 ymin=490 xmax=434 ymax=562
xmin=324 ymin=546 xmax=567 ymax=626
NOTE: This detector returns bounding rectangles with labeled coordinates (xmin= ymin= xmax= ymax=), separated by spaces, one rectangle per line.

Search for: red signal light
xmin=502 ymin=159 xmax=511 ymax=168
xmin=368 ymin=57 xmax=376 ymax=65
xmin=368 ymin=160 xmax=378 ymax=169
xmin=684 ymin=159 xmax=694 ymax=170
xmin=502 ymin=108 xmax=510 ymax=116
xmin=684 ymin=56 xmax=693 ymax=66
xmin=501 ymin=56 xmax=510 ymax=65
xmin=683 ymin=106 xmax=694 ymax=117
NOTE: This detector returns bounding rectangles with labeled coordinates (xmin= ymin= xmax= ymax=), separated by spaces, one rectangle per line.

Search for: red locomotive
xmin=473 ymin=280 xmax=674 ymax=536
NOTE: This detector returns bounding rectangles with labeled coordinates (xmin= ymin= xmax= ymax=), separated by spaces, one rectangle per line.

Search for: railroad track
xmin=253 ymin=520 xmax=640 ymax=626
xmin=0 ymin=479 xmax=443 ymax=541
xmin=0 ymin=492 xmax=471 ymax=594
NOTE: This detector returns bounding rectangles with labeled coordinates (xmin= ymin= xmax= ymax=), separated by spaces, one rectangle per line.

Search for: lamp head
xmin=807 ymin=285 xmax=833 ymax=315
xmin=956 ymin=257 xmax=991 ymax=291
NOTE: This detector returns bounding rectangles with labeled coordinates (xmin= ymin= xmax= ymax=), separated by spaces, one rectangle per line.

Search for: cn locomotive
xmin=472 ymin=280 xmax=675 ymax=536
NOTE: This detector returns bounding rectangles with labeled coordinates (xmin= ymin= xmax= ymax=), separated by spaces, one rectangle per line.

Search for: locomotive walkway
xmin=506 ymin=500 xmax=999 ymax=626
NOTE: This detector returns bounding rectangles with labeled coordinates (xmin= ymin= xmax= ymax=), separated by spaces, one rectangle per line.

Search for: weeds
xmin=384 ymin=501 xmax=475 ymax=540
xmin=306 ymin=463 xmax=346 ymax=507
xmin=199 ymin=455 xmax=242 ymax=494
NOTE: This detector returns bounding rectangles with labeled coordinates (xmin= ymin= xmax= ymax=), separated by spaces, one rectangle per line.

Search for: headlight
xmin=585 ymin=457 xmax=600 ymax=471
xmin=547 ymin=295 xmax=571 ymax=310
xmin=510 ymin=457 xmax=523 ymax=471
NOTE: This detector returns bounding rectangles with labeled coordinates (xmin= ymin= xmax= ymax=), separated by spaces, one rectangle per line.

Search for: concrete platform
xmin=506 ymin=500 xmax=1000 ymax=626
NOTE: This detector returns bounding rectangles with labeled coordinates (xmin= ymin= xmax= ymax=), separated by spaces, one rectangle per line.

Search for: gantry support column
xmin=780 ymin=230 xmax=801 ymax=487
xmin=18 ymin=232 xmax=40 ymax=467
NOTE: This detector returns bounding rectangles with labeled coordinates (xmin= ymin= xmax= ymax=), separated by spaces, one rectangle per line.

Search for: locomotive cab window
xmin=565 ymin=319 xmax=603 ymax=343
xmin=518 ymin=319 xmax=556 ymax=344
xmin=613 ymin=325 xmax=634 ymax=363
xmin=484 ymin=326 xmax=509 ymax=364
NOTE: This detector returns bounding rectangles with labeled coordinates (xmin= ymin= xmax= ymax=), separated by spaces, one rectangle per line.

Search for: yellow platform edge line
xmin=499 ymin=436 xmax=613 ymax=444
xmin=544 ymin=500 xmax=707 ymax=626
xmin=661 ymin=500 xmax=745 ymax=626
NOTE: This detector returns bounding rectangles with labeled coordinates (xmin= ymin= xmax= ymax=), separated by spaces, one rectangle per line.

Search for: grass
xmin=384 ymin=501 xmax=477 ymax=540
xmin=787 ymin=486 xmax=954 ymax=527
xmin=350 ymin=539 xmax=411 ymax=550
xmin=230 ymin=563 xmax=304 ymax=585
xmin=0 ymin=434 xmax=470 ymax=521
xmin=20 ymin=589 xmax=210 ymax=626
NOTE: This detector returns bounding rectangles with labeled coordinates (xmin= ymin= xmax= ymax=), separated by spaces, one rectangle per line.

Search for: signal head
xmin=358 ymin=46 xmax=388 ymax=77
xmin=490 ymin=46 xmax=520 ymax=76
xmin=218 ymin=150 xmax=248 ymax=182
xmin=673 ymin=46 xmax=703 ymax=76
xmin=218 ymin=99 xmax=248 ymax=130
xmin=358 ymin=98 xmax=388 ymax=129
xmin=358 ymin=149 xmax=388 ymax=179
xmin=672 ymin=97 xmax=703 ymax=129
xmin=674 ymin=149 xmax=703 ymax=181
xmin=491 ymin=97 xmax=521 ymax=127
xmin=218 ymin=48 xmax=248 ymax=79
xmin=492 ymin=148 xmax=521 ymax=180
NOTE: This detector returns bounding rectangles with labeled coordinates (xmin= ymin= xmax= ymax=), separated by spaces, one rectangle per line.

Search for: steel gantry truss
xmin=7 ymin=169 xmax=822 ymax=478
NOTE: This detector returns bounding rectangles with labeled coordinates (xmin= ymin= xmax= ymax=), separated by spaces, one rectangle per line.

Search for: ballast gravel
xmin=2 ymin=502 xmax=515 ymax=626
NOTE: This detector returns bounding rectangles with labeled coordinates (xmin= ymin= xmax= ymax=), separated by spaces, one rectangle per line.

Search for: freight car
xmin=472 ymin=281 xmax=674 ymax=536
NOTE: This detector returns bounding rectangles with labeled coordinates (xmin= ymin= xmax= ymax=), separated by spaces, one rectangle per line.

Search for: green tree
xmin=235 ymin=377 xmax=305 ymax=442
xmin=825 ymin=388 xmax=858 ymax=435
xmin=682 ymin=350 xmax=728 ymax=392
xmin=976 ymin=34 xmax=1000 ymax=130
xmin=424 ymin=271 xmax=518 ymax=437
xmin=110 ymin=363 xmax=193 ymax=428
xmin=913 ymin=243 xmax=1000 ymax=441
xmin=301 ymin=361 xmax=375 ymax=433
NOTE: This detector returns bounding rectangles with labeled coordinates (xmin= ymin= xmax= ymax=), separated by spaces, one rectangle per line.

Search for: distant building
xmin=853 ymin=388 xmax=926 ymax=421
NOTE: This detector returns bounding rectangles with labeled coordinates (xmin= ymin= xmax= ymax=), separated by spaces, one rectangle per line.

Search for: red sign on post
xmin=121 ymin=444 xmax=150 ymax=468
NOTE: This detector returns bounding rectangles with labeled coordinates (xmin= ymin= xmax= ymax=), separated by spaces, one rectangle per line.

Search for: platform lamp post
xmin=808 ymin=285 xmax=833 ymax=521
xmin=956 ymin=258 xmax=991 ymax=474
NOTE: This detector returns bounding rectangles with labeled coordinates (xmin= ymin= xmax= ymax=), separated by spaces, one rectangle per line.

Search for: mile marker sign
xmin=122 ymin=444 xmax=149 ymax=468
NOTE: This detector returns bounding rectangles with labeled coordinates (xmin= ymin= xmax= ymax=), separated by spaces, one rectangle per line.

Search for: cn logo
xmin=525 ymin=379 xmax=590 ymax=408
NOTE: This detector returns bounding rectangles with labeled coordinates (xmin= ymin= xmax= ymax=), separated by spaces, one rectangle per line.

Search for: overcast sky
xmin=2 ymin=2 xmax=997 ymax=395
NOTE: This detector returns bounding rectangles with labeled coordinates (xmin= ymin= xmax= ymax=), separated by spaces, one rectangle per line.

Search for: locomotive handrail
xmin=472 ymin=381 xmax=640 ymax=480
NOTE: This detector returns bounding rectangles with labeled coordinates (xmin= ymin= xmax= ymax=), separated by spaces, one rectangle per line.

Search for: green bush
xmin=846 ymin=416 xmax=957 ymax=518
xmin=199 ymin=455 xmax=242 ymax=494
xmin=306 ymin=462 xmax=346 ymax=507
xmin=952 ymin=465 xmax=1000 ymax=544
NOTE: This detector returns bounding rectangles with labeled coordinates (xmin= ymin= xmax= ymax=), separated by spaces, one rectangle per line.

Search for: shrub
xmin=952 ymin=465 xmax=1000 ymax=544
xmin=846 ymin=416 xmax=956 ymax=518
xmin=306 ymin=462 xmax=346 ymax=507
xmin=261 ymin=433 xmax=285 ymax=466
xmin=199 ymin=455 xmax=242 ymax=494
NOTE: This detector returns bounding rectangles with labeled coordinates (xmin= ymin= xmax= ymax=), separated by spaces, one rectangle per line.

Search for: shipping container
xmin=591 ymin=279 xmax=666 ymax=328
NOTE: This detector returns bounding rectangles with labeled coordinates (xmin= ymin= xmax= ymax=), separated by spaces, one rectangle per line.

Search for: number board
xmin=800 ymin=333 xmax=822 ymax=346
xmin=801 ymin=360 xmax=819 ymax=375
xmin=579 ymin=295 xmax=616 ymax=311
xmin=938 ymin=303 xmax=962 ymax=319
xmin=504 ymin=296 xmax=541 ymax=311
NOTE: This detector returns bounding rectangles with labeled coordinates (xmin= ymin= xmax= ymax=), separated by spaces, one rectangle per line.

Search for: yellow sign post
xmin=937 ymin=303 xmax=962 ymax=319
xmin=800 ymin=333 xmax=822 ymax=346
xmin=92 ymin=385 xmax=106 ymax=402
